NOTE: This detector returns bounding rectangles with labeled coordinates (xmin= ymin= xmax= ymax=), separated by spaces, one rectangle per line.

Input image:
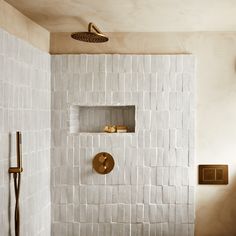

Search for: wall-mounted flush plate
xmin=199 ymin=165 xmax=228 ymax=185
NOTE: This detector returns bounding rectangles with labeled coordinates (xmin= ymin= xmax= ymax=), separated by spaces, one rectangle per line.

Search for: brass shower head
xmin=71 ymin=22 xmax=109 ymax=43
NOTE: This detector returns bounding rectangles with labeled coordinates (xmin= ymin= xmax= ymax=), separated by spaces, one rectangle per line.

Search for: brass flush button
xmin=199 ymin=165 xmax=228 ymax=185
xmin=93 ymin=152 xmax=114 ymax=175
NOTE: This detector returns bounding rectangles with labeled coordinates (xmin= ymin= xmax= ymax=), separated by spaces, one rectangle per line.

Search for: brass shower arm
xmin=88 ymin=22 xmax=103 ymax=34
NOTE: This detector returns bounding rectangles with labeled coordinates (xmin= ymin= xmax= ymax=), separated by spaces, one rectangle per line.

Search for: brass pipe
xmin=88 ymin=22 xmax=103 ymax=34
xmin=13 ymin=173 xmax=21 ymax=236
xmin=16 ymin=132 xmax=21 ymax=171
xmin=9 ymin=132 xmax=23 ymax=236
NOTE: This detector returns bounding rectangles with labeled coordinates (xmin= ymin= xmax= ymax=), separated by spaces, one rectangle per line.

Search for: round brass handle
xmin=93 ymin=152 xmax=114 ymax=175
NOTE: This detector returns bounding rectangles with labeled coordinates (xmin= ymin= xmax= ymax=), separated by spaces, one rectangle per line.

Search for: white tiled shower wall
xmin=0 ymin=28 xmax=51 ymax=235
xmin=51 ymin=54 xmax=195 ymax=236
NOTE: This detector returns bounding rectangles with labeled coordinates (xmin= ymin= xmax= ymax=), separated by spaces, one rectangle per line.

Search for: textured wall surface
xmin=51 ymin=54 xmax=195 ymax=236
xmin=0 ymin=0 xmax=50 ymax=52
xmin=0 ymin=28 xmax=51 ymax=235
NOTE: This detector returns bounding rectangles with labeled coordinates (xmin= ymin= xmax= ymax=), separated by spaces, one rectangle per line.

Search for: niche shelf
xmin=69 ymin=105 xmax=135 ymax=134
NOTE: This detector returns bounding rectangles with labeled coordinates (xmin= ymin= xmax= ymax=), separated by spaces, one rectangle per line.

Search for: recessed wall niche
xmin=69 ymin=105 xmax=135 ymax=133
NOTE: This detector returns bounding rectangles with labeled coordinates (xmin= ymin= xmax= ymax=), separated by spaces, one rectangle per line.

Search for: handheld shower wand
xmin=9 ymin=131 xmax=23 ymax=236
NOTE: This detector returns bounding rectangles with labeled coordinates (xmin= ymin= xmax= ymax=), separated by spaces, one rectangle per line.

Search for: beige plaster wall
xmin=51 ymin=32 xmax=236 ymax=236
xmin=0 ymin=0 xmax=50 ymax=52
xmin=5 ymin=0 xmax=236 ymax=32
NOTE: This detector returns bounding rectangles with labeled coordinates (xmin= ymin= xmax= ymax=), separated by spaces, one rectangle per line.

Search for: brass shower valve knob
xmin=93 ymin=152 xmax=114 ymax=175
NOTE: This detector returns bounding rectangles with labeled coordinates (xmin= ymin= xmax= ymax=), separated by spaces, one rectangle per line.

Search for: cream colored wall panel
xmin=5 ymin=0 xmax=236 ymax=32
xmin=0 ymin=0 xmax=49 ymax=52
xmin=50 ymin=32 xmax=192 ymax=55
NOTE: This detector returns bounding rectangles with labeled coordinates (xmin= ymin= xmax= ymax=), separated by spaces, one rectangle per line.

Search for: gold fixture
xmin=104 ymin=125 xmax=116 ymax=133
xmin=71 ymin=22 xmax=109 ymax=43
xmin=9 ymin=131 xmax=23 ymax=236
xmin=116 ymin=125 xmax=128 ymax=133
xmin=104 ymin=125 xmax=128 ymax=133
xmin=93 ymin=152 xmax=114 ymax=174
xmin=199 ymin=165 xmax=228 ymax=185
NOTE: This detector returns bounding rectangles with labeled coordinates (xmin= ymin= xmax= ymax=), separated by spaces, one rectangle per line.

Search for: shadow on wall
xmin=3 ymin=133 xmax=13 ymax=236
xmin=7 ymin=133 xmax=12 ymax=236
xmin=196 ymin=176 xmax=236 ymax=236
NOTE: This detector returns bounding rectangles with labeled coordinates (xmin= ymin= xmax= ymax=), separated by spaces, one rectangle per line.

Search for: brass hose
xmin=9 ymin=132 xmax=23 ymax=236
xmin=13 ymin=173 xmax=21 ymax=236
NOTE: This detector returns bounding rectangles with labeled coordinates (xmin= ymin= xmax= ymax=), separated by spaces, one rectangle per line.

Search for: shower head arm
xmin=88 ymin=22 xmax=102 ymax=34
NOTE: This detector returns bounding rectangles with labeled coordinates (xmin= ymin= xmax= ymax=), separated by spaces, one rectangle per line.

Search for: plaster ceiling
xmin=5 ymin=0 xmax=236 ymax=32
